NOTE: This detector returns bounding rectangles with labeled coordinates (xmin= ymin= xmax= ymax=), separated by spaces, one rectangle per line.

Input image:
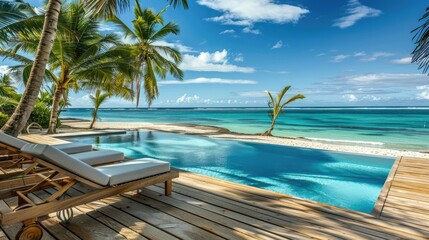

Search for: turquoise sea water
xmin=64 ymin=131 xmax=394 ymax=213
xmin=62 ymin=107 xmax=429 ymax=151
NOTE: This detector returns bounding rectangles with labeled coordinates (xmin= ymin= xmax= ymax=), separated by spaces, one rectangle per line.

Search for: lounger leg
xmin=165 ymin=180 xmax=172 ymax=196
xmin=16 ymin=220 xmax=43 ymax=240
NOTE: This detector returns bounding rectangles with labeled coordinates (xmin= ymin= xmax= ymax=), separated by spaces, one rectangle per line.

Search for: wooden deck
xmin=1 ymin=135 xmax=428 ymax=239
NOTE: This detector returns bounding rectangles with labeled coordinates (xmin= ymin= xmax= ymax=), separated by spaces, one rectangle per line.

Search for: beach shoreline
xmin=56 ymin=119 xmax=429 ymax=158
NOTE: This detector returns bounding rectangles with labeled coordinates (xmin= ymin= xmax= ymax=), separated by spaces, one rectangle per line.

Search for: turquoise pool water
xmin=64 ymin=131 xmax=394 ymax=213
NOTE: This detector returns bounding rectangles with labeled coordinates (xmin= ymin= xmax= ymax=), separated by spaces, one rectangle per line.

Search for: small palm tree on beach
xmin=89 ymin=82 xmax=134 ymax=129
xmin=89 ymin=90 xmax=110 ymax=129
xmin=262 ymin=86 xmax=305 ymax=136
xmin=109 ymin=1 xmax=184 ymax=107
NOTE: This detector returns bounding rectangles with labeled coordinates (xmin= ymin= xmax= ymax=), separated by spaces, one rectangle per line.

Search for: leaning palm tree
xmin=89 ymin=84 xmax=133 ymax=128
xmin=1 ymin=0 xmax=188 ymax=136
xmin=262 ymin=86 xmax=305 ymax=136
xmin=89 ymin=90 xmax=110 ymax=129
xmin=412 ymin=7 xmax=429 ymax=74
xmin=109 ymin=1 xmax=184 ymax=107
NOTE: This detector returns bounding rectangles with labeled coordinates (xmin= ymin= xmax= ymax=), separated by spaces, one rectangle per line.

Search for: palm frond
xmin=412 ymin=7 xmax=429 ymax=74
xmin=281 ymin=94 xmax=306 ymax=109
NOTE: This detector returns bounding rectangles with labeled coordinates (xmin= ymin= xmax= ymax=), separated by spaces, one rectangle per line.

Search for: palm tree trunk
xmin=47 ymin=86 xmax=63 ymax=134
xmin=262 ymin=118 xmax=277 ymax=136
xmin=89 ymin=118 xmax=95 ymax=129
xmin=1 ymin=0 xmax=62 ymax=136
xmin=89 ymin=108 xmax=97 ymax=129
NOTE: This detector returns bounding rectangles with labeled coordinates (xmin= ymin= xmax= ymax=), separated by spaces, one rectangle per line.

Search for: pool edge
xmin=371 ymin=156 xmax=402 ymax=217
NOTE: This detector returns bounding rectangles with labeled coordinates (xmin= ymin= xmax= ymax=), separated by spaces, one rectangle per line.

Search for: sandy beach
xmin=56 ymin=119 xmax=429 ymax=158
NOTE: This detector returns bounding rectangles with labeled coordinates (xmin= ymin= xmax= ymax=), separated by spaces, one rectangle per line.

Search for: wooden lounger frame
xmin=0 ymin=155 xmax=178 ymax=238
xmin=0 ymin=144 xmax=47 ymax=181
xmin=0 ymin=143 xmax=32 ymax=179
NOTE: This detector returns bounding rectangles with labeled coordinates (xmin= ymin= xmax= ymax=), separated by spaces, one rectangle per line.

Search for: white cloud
xmin=353 ymin=51 xmax=366 ymax=57
xmin=342 ymin=94 xmax=384 ymax=102
xmin=331 ymin=73 xmax=429 ymax=87
xmin=331 ymin=54 xmax=350 ymax=62
xmin=362 ymin=95 xmax=381 ymax=101
xmin=237 ymin=91 xmax=267 ymax=98
xmin=0 ymin=66 xmax=9 ymax=75
xmin=416 ymin=85 xmax=429 ymax=100
xmin=119 ymin=34 xmax=138 ymax=45
xmin=115 ymin=35 xmax=194 ymax=54
xmin=342 ymin=94 xmax=358 ymax=102
xmin=329 ymin=51 xmax=393 ymax=62
xmin=220 ymin=29 xmax=235 ymax=34
xmin=181 ymin=49 xmax=255 ymax=73
xmin=360 ymin=52 xmax=393 ymax=62
xmin=69 ymin=94 xmax=92 ymax=108
xmin=99 ymin=23 xmax=119 ymax=32
xmin=391 ymin=57 xmax=412 ymax=65
xmin=176 ymin=94 xmax=201 ymax=103
xmin=198 ymin=0 xmax=309 ymax=26
xmin=242 ymin=26 xmax=261 ymax=34
xmin=159 ymin=77 xmax=257 ymax=85
xmin=333 ymin=0 xmax=382 ymax=29
xmin=272 ymin=40 xmax=283 ymax=49
xmin=154 ymin=40 xmax=194 ymax=53
xmin=174 ymin=94 xmax=257 ymax=105
xmin=234 ymin=53 xmax=244 ymax=62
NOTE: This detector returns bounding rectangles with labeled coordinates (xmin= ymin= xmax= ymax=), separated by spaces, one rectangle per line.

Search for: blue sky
xmin=2 ymin=0 xmax=429 ymax=107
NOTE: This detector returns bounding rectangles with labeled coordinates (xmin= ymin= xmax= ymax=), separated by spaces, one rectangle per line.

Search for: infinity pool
xmin=64 ymin=131 xmax=394 ymax=213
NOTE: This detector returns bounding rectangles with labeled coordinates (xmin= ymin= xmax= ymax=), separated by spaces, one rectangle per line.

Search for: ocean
xmin=61 ymin=107 xmax=429 ymax=151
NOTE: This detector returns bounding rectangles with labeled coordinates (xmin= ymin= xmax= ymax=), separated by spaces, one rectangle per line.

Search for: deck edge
xmin=371 ymin=156 xmax=402 ymax=217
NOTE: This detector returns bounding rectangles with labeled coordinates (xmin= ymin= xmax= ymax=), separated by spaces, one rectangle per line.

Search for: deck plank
xmin=176 ymin=174 xmax=425 ymax=239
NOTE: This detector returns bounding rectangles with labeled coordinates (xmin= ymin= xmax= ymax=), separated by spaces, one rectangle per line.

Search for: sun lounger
xmin=0 ymin=132 xmax=92 ymax=155
xmin=0 ymin=143 xmax=177 ymax=240
xmin=0 ymin=132 xmax=124 ymax=179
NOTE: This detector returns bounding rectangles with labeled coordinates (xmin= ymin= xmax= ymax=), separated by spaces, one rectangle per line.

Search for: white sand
xmin=59 ymin=120 xmax=429 ymax=159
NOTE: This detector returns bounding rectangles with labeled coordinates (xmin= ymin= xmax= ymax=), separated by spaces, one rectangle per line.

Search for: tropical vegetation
xmin=262 ymin=86 xmax=305 ymax=136
xmin=0 ymin=0 xmax=188 ymax=136
xmin=0 ymin=73 xmax=52 ymax=129
xmin=0 ymin=0 xmax=188 ymax=135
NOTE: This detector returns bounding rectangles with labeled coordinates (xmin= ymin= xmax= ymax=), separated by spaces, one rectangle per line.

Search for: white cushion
xmin=0 ymin=132 xmax=92 ymax=154
xmin=96 ymin=158 xmax=170 ymax=186
xmin=71 ymin=150 xmax=124 ymax=166
xmin=54 ymin=143 xmax=93 ymax=154
xmin=21 ymin=144 xmax=109 ymax=186
xmin=0 ymin=132 xmax=28 ymax=149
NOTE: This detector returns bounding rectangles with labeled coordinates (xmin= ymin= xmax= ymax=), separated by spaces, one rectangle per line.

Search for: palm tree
xmin=0 ymin=0 xmax=40 ymax=42
xmin=89 ymin=85 xmax=133 ymax=129
xmin=412 ymin=7 xmax=429 ymax=74
xmin=3 ymin=3 xmax=137 ymax=134
xmin=89 ymin=90 xmax=109 ymax=129
xmin=262 ymin=86 xmax=305 ymax=136
xmin=1 ymin=0 xmax=188 ymax=136
xmin=0 ymin=74 xmax=16 ymax=97
xmin=109 ymin=1 xmax=184 ymax=107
